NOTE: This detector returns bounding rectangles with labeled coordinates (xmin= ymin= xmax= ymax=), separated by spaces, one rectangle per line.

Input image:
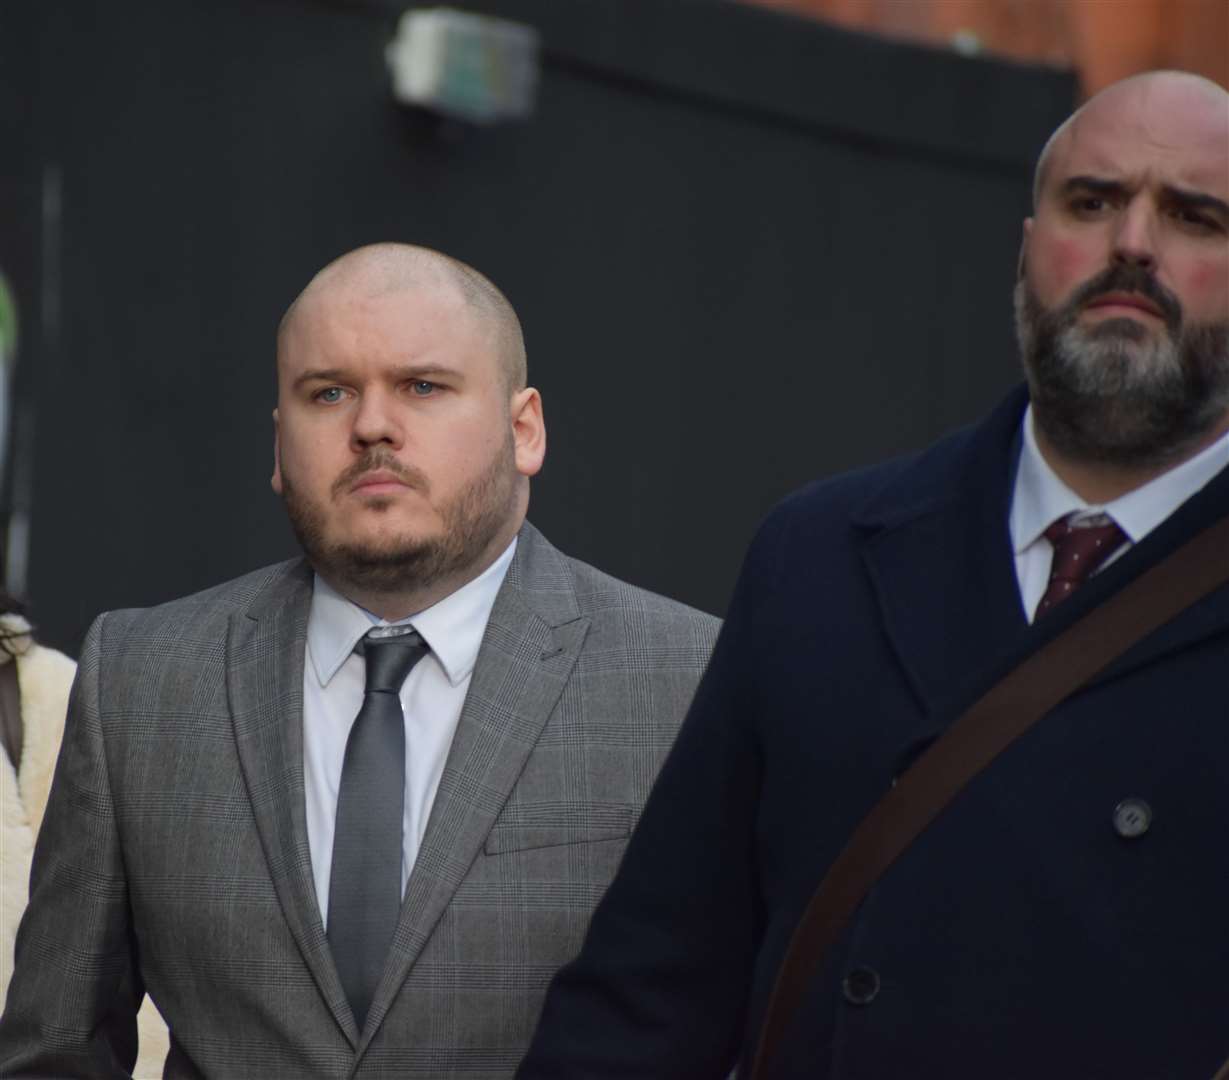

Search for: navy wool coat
xmin=518 ymin=386 xmax=1229 ymax=1080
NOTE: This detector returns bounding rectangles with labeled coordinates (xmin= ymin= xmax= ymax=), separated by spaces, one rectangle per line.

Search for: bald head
xmin=1032 ymin=70 xmax=1229 ymax=211
xmin=1016 ymin=68 xmax=1229 ymax=497
xmin=279 ymin=242 xmax=528 ymax=393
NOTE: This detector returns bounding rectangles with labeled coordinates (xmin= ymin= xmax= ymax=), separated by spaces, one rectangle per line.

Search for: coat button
xmin=842 ymin=966 xmax=881 ymax=1006
xmin=1112 ymin=797 xmax=1152 ymax=839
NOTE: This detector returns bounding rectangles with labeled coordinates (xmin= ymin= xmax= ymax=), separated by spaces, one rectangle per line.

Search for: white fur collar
xmin=0 ymin=628 xmax=75 ymax=1006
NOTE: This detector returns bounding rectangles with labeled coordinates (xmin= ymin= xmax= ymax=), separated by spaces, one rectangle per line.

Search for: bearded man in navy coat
xmin=517 ymin=69 xmax=1229 ymax=1079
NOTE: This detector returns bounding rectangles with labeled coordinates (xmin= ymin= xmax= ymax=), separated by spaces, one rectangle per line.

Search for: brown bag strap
xmin=749 ymin=511 xmax=1229 ymax=1080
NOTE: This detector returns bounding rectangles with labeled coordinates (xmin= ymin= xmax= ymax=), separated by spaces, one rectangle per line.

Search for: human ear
xmin=510 ymin=388 xmax=546 ymax=478
xmin=270 ymin=408 xmax=284 ymax=495
xmin=1017 ymin=218 xmax=1033 ymax=280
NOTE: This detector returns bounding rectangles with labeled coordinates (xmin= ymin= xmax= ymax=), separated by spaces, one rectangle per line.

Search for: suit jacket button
xmin=1113 ymin=797 xmax=1152 ymax=839
xmin=842 ymin=966 xmax=880 ymax=1006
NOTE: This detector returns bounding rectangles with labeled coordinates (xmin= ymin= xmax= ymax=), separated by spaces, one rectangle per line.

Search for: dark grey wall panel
xmin=6 ymin=0 xmax=1075 ymax=653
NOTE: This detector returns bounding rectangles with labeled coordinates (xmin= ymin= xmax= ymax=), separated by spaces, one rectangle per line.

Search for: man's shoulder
xmin=564 ymin=551 xmax=718 ymax=628
xmin=556 ymin=552 xmax=721 ymax=671
xmin=91 ymin=559 xmax=309 ymax=650
xmin=767 ymin=388 xmax=1026 ymax=536
xmin=514 ymin=524 xmax=719 ymax=639
xmin=747 ymin=448 xmax=931 ymax=562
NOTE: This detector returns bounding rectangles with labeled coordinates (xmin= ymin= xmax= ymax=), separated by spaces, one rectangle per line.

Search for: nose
xmin=350 ymin=388 xmax=403 ymax=450
xmin=1111 ymin=198 xmax=1158 ymax=272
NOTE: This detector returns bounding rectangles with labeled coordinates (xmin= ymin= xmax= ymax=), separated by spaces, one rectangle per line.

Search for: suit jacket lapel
xmin=362 ymin=524 xmax=588 ymax=1044
xmin=856 ymin=389 xmax=1029 ymax=722
xmin=226 ymin=559 xmax=358 ymax=1045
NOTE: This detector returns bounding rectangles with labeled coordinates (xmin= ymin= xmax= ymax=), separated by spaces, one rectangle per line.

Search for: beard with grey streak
xmin=281 ymin=437 xmax=520 ymax=596
xmin=1015 ymin=262 xmax=1229 ymax=470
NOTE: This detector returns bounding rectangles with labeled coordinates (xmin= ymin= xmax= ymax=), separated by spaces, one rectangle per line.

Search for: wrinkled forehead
xmin=1046 ymin=81 xmax=1229 ymax=201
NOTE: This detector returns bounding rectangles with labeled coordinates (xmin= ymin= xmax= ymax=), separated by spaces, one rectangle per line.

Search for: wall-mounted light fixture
xmin=386 ymin=8 xmax=540 ymax=124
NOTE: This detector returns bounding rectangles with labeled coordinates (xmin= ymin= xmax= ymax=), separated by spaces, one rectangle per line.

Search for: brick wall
xmin=740 ymin=0 xmax=1227 ymax=96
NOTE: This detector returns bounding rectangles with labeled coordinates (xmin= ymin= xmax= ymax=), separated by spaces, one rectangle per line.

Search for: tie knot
xmin=1044 ymin=514 xmax=1125 ymax=575
xmin=360 ymin=627 xmax=428 ymax=694
xmin=1035 ymin=514 xmax=1127 ymax=618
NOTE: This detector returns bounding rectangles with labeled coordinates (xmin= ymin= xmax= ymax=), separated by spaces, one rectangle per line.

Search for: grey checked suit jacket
xmin=0 ymin=523 xmax=718 ymax=1079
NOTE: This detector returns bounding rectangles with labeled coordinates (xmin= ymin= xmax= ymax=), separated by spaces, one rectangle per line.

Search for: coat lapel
xmin=858 ymin=384 xmax=1229 ymax=728
xmin=856 ymin=389 xmax=1029 ymax=722
xmin=226 ymin=560 xmax=358 ymax=1045
xmin=361 ymin=524 xmax=587 ymax=1045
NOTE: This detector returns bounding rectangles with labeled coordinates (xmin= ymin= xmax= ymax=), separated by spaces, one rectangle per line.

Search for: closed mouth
xmin=349 ymin=470 xmax=411 ymax=494
xmin=1084 ymin=291 xmax=1164 ymax=319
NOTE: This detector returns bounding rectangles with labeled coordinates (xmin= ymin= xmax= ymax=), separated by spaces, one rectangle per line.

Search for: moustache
xmin=331 ymin=452 xmax=429 ymax=498
xmin=1066 ymin=263 xmax=1182 ymax=332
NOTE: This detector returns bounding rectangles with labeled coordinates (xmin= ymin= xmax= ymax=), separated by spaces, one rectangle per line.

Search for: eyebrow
xmin=291 ymin=363 xmax=467 ymax=391
xmin=1165 ymin=186 xmax=1229 ymax=220
xmin=292 ymin=368 xmax=345 ymax=390
xmin=1060 ymin=175 xmax=1229 ymax=219
xmin=1059 ymin=176 xmax=1127 ymax=200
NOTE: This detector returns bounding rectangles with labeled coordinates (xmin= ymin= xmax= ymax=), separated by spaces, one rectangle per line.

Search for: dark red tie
xmin=1034 ymin=514 xmax=1127 ymax=619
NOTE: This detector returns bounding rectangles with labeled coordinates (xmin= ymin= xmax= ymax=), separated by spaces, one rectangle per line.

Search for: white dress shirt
xmin=1010 ymin=406 xmax=1229 ymax=622
xmin=302 ymin=538 xmax=516 ymax=926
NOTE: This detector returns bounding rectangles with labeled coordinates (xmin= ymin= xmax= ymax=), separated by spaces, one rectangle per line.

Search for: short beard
xmin=281 ymin=438 xmax=520 ymax=599
xmin=1015 ymin=264 xmax=1229 ymax=470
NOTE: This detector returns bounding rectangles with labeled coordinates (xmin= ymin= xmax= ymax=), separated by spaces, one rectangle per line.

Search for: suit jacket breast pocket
xmin=483 ymin=804 xmax=634 ymax=855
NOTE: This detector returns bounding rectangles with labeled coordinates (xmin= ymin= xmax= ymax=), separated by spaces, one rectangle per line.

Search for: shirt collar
xmin=1011 ymin=404 xmax=1229 ymax=554
xmin=306 ymin=537 xmax=517 ymax=688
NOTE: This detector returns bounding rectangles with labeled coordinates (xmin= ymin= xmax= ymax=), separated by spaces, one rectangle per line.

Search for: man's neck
xmin=1034 ymin=413 xmax=1229 ymax=505
xmin=346 ymin=576 xmax=471 ymax=624
xmin=322 ymin=527 xmax=520 ymax=623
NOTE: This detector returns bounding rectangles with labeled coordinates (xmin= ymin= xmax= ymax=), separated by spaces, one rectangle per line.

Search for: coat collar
xmin=853 ymin=387 xmax=1029 ymax=720
xmin=853 ymin=384 xmax=1229 ymax=726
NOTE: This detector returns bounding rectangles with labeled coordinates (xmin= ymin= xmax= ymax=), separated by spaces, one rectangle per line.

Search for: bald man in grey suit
xmin=0 ymin=244 xmax=718 ymax=1079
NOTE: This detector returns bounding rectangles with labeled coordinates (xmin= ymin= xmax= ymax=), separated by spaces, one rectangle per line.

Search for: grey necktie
xmin=327 ymin=625 xmax=428 ymax=1031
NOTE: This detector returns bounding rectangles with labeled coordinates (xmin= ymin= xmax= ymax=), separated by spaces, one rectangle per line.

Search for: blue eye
xmin=411 ymin=380 xmax=436 ymax=396
xmin=315 ymin=387 xmax=346 ymax=404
